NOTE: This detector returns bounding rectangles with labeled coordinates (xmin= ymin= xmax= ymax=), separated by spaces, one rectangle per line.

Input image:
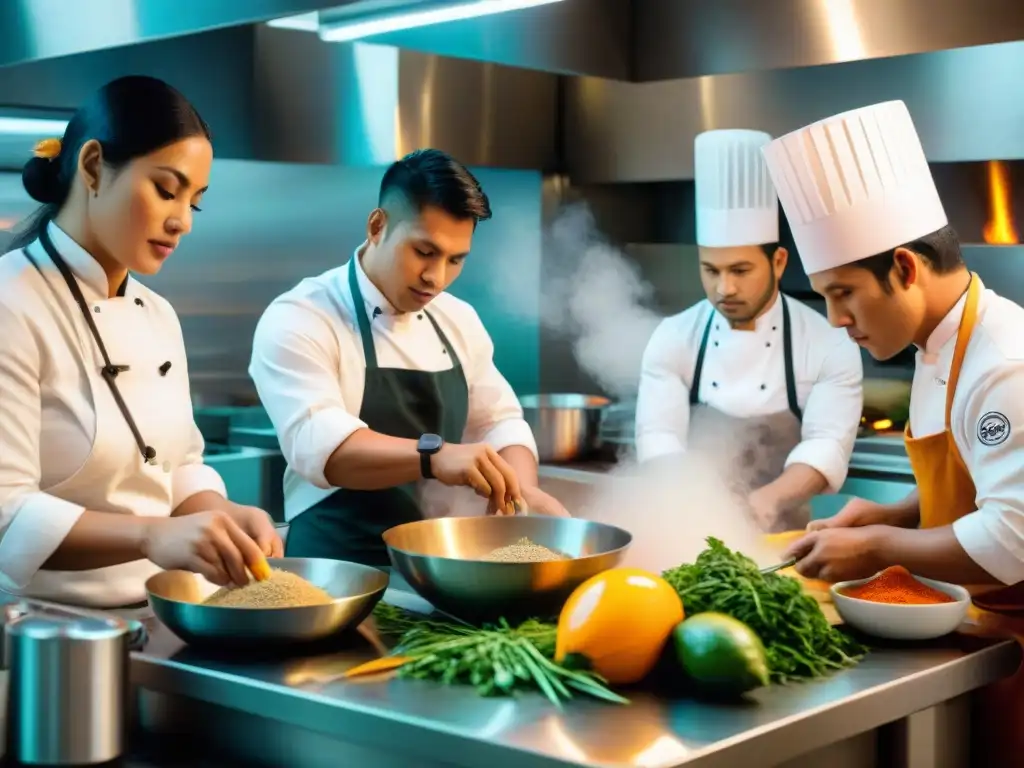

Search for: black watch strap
xmin=417 ymin=433 xmax=444 ymax=479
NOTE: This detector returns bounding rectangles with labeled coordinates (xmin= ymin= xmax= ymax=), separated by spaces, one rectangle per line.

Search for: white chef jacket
xmin=248 ymin=250 xmax=539 ymax=521
xmin=911 ymin=278 xmax=1024 ymax=585
xmin=0 ymin=223 xmax=226 ymax=607
xmin=635 ymin=293 xmax=863 ymax=493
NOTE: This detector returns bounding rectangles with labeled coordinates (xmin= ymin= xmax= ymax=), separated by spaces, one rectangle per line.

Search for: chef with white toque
xmin=635 ymin=129 xmax=863 ymax=532
xmin=771 ymin=100 xmax=1024 ymax=765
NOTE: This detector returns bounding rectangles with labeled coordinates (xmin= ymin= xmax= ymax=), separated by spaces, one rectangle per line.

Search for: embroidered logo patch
xmin=977 ymin=412 xmax=1011 ymax=447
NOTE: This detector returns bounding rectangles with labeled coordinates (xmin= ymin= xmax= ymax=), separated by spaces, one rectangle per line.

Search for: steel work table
xmin=127 ymin=580 xmax=1021 ymax=768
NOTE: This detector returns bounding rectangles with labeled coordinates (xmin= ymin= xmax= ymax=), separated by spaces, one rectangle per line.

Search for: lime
xmin=672 ymin=612 xmax=770 ymax=696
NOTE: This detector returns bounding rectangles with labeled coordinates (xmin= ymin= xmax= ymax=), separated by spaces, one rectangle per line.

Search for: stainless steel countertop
xmin=129 ymin=581 xmax=1021 ymax=768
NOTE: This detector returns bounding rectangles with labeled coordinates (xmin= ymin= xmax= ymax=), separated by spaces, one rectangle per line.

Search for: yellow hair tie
xmin=33 ymin=137 xmax=62 ymax=160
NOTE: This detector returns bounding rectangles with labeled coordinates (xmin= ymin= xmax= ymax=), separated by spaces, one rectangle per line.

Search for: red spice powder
xmin=840 ymin=566 xmax=955 ymax=605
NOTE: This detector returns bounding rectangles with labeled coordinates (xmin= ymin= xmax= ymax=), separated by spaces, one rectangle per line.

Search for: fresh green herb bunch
xmin=662 ymin=538 xmax=866 ymax=683
xmin=371 ymin=603 xmax=628 ymax=707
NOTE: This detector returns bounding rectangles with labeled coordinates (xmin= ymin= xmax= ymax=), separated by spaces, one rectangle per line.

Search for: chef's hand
xmin=431 ymin=443 xmax=522 ymax=515
xmin=782 ymin=526 xmax=887 ymax=583
xmin=224 ymin=503 xmax=284 ymax=558
xmin=143 ymin=511 xmax=268 ymax=587
xmin=517 ymin=486 xmax=571 ymax=517
xmin=746 ymin=487 xmax=780 ymax=530
xmin=807 ymin=497 xmax=917 ymax=532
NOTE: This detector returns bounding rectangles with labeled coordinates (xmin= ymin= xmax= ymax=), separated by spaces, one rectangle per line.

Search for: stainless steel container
xmin=519 ymin=393 xmax=611 ymax=462
xmin=384 ymin=515 xmax=632 ymax=622
xmin=7 ymin=612 xmax=129 ymax=765
xmin=145 ymin=557 xmax=388 ymax=650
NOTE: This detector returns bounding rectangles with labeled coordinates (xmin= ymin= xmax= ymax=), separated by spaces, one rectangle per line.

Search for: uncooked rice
xmin=203 ymin=569 xmax=334 ymax=609
xmin=483 ymin=537 xmax=570 ymax=563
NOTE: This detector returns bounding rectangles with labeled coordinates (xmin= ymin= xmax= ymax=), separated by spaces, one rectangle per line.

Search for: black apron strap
xmin=423 ymin=311 xmax=459 ymax=362
xmin=781 ymin=296 xmax=802 ymax=421
xmin=347 ymin=257 xmax=378 ymax=370
xmin=690 ymin=306 xmax=715 ymax=406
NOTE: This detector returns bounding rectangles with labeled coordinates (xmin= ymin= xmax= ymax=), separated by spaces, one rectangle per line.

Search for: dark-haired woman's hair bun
xmin=8 ymin=74 xmax=210 ymax=251
xmin=22 ymin=155 xmax=63 ymax=205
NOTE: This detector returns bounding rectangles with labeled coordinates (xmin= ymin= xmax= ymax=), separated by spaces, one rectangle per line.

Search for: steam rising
xmin=424 ymin=201 xmax=777 ymax=567
xmin=539 ymin=204 xmax=663 ymax=399
xmin=568 ymin=457 xmax=778 ymax=571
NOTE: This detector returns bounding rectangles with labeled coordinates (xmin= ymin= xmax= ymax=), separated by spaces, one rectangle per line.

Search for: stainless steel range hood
xmin=0 ymin=0 xmax=350 ymax=68
xmin=565 ymin=39 xmax=1024 ymax=183
xmin=0 ymin=24 xmax=558 ymax=171
xmin=3 ymin=0 xmax=1023 ymax=176
xmin=7 ymin=0 xmax=1022 ymax=83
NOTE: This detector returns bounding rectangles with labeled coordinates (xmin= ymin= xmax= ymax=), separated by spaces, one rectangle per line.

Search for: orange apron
xmin=905 ymin=274 xmax=1024 ymax=764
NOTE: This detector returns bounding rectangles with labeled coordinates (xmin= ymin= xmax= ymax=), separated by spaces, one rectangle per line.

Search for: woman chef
xmin=0 ymin=76 xmax=281 ymax=609
xmin=769 ymin=101 xmax=1024 ymax=764
xmin=249 ymin=148 xmax=568 ymax=567
xmin=634 ymin=129 xmax=863 ymax=533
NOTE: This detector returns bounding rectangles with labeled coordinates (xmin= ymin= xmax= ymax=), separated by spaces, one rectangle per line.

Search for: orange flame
xmin=982 ymin=160 xmax=1019 ymax=245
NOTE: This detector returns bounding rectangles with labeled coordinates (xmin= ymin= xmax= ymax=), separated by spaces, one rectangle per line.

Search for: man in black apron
xmin=636 ymin=129 xmax=863 ymax=533
xmin=250 ymin=149 xmax=568 ymax=567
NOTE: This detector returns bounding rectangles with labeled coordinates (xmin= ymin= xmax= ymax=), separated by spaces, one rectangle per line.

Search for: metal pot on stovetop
xmin=519 ymin=393 xmax=611 ymax=463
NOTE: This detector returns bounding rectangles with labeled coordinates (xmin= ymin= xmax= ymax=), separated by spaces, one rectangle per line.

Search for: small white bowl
xmin=831 ymin=573 xmax=971 ymax=640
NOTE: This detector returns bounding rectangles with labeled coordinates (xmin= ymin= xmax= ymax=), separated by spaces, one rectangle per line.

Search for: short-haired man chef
xmin=771 ymin=100 xmax=1024 ymax=764
xmin=635 ymin=129 xmax=863 ymax=532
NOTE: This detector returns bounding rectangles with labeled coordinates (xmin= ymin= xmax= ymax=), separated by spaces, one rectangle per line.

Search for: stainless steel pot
xmin=519 ymin=393 xmax=611 ymax=462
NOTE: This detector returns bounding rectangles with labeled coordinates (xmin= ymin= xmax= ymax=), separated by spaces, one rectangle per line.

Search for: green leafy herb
xmin=371 ymin=603 xmax=628 ymax=707
xmin=662 ymin=538 xmax=866 ymax=684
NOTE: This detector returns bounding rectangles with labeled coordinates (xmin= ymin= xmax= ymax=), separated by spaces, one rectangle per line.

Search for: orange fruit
xmin=555 ymin=567 xmax=684 ymax=685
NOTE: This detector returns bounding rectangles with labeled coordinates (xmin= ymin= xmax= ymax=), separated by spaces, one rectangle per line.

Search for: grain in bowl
xmin=482 ymin=537 xmax=570 ymax=563
xmin=203 ymin=569 xmax=334 ymax=608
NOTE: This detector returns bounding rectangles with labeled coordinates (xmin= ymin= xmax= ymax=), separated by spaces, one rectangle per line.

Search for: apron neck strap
xmin=422 ymin=310 xmax=460 ymax=361
xmin=689 ymin=305 xmax=715 ymax=405
xmin=346 ymin=256 xmax=461 ymax=368
xmin=690 ymin=294 xmax=800 ymax=420
xmin=944 ymin=273 xmax=982 ymax=429
xmin=347 ymin=256 xmax=379 ymax=369
xmin=780 ymin=296 xmax=801 ymax=420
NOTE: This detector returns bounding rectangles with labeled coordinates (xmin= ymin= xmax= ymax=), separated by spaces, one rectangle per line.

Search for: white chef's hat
xmin=694 ymin=129 xmax=779 ymax=248
xmin=761 ymin=100 xmax=948 ymax=275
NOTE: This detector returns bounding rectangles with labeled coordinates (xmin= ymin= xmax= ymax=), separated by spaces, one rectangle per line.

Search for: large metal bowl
xmin=519 ymin=393 xmax=611 ymax=462
xmin=145 ymin=557 xmax=389 ymax=648
xmin=383 ymin=516 xmax=631 ymax=623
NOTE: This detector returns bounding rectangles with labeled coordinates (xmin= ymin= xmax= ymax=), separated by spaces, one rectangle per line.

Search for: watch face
xmin=419 ymin=434 xmax=443 ymax=453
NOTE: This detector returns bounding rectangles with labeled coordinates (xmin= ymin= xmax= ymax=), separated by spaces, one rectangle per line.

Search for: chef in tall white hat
xmin=635 ymin=129 xmax=863 ymax=533
xmin=774 ymin=97 xmax=1024 ymax=768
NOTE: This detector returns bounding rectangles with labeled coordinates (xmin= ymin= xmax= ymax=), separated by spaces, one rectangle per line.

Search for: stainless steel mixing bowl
xmin=383 ymin=516 xmax=632 ymax=623
xmin=145 ymin=557 xmax=389 ymax=648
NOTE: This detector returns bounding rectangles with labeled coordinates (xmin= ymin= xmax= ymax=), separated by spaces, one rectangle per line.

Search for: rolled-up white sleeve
xmin=635 ymin=318 xmax=690 ymax=463
xmin=0 ymin=304 xmax=86 ymax=591
xmin=952 ymin=362 xmax=1024 ymax=585
xmin=249 ymin=301 xmax=366 ymax=489
xmin=461 ymin=309 xmax=538 ymax=460
xmin=784 ymin=334 xmax=863 ymax=493
xmin=171 ymin=426 xmax=228 ymax=509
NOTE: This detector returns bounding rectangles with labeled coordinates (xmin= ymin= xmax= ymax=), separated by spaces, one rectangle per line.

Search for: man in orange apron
xmin=761 ymin=100 xmax=1024 ymax=764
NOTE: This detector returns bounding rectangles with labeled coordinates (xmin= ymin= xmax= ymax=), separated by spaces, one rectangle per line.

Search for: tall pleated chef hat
xmin=694 ymin=129 xmax=779 ymax=248
xmin=761 ymin=100 xmax=948 ymax=275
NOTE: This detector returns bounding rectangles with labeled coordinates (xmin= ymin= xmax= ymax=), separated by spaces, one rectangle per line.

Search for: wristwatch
xmin=417 ymin=433 xmax=444 ymax=479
